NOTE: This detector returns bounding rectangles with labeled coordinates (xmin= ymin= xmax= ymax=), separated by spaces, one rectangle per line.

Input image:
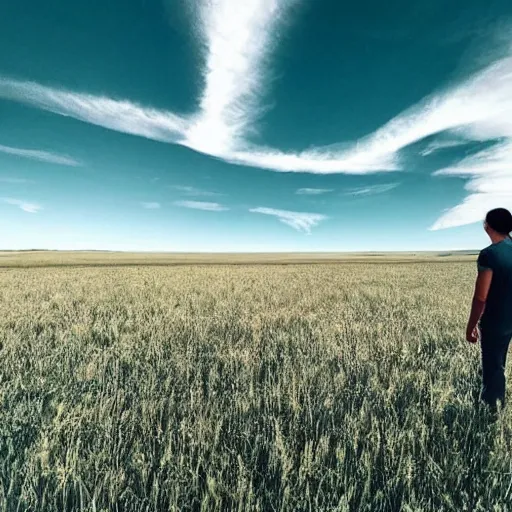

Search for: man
xmin=466 ymin=208 xmax=512 ymax=417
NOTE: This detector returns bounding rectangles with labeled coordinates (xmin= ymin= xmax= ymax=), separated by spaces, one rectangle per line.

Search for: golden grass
xmin=0 ymin=251 xmax=477 ymax=268
xmin=0 ymin=259 xmax=509 ymax=511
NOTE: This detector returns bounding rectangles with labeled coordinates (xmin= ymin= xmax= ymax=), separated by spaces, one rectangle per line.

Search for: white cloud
xmin=330 ymin=53 xmax=512 ymax=229
xmin=296 ymin=188 xmax=334 ymax=195
xmin=322 ymin=55 xmax=512 ymax=174
xmin=2 ymin=197 xmax=41 ymax=213
xmin=0 ymin=75 xmax=399 ymax=173
xmin=0 ymin=144 xmax=81 ymax=166
xmin=174 ymin=200 xmax=228 ymax=211
xmin=0 ymin=79 xmax=188 ymax=144
xmin=430 ymin=193 xmax=512 ymax=230
xmin=249 ymin=206 xmax=327 ymax=233
xmin=1 ymin=8 xmax=512 ymax=219
xmin=343 ymin=183 xmax=399 ymax=196
xmin=223 ymin=145 xmax=399 ymax=174
xmin=420 ymin=139 xmax=469 ymax=156
xmin=430 ymin=141 xmax=512 ymax=230
xmin=184 ymin=0 xmax=294 ymax=154
xmin=0 ymin=3 xmax=398 ymax=175
xmin=141 ymin=202 xmax=161 ymax=209
xmin=433 ymin=141 xmax=512 ymax=178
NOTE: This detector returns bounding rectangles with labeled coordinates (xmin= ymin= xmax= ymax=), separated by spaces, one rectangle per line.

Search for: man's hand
xmin=466 ymin=325 xmax=479 ymax=344
xmin=464 ymin=270 xmax=491 ymax=345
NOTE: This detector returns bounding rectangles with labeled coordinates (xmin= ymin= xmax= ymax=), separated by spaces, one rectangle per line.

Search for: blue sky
xmin=1 ymin=0 xmax=511 ymax=251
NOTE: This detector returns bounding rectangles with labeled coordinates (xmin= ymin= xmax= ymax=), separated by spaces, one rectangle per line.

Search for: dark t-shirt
xmin=477 ymin=238 xmax=512 ymax=334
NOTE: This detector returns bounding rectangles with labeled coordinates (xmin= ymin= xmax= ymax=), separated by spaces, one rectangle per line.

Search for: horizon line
xmin=0 ymin=248 xmax=480 ymax=254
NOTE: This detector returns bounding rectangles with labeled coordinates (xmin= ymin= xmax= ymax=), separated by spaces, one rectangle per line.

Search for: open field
xmin=1 ymin=255 xmax=511 ymax=511
xmin=0 ymin=251 xmax=477 ymax=268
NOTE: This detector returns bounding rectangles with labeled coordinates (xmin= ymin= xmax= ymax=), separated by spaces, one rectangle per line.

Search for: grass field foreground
xmin=1 ymin=259 xmax=511 ymax=511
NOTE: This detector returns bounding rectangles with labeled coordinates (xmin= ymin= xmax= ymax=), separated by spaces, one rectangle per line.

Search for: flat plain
xmin=1 ymin=252 xmax=510 ymax=511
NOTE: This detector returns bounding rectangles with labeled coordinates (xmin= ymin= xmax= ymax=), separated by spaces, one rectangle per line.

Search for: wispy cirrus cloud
xmin=430 ymin=191 xmax=512 ymax=231
xmin=0 ymin=2 xmax=397 ymax=175
xmin=0 ymin=0 xmax=298 ymax=167
xmin=0 ymin=79 xmax=188 ymax=145
xmin=141 ymin=202 xmax=161 ymax=209
xmin=325 ymin=55 xmax=512 ymax=177
xmin=296 ymin=188 xmax=334 ymax=195
xmin=249 ymin=206 xmax=327 ymax=233
xmin=0 ymin=143 xmax=81 ymax=166
xmin=316 ymin=52 xmax=512 ymax=228
xmin=2 ymin=197 xmax=42 ymax=213
xmin=1 ymin=4 xmax=512 ymax=234
xmin=174 ymin=200 xmax=228 ymax=211
xmin=343 ymin=183 xmax=399 ymax=196
xmin=184 ymin=0 xmax=295 ymax=155
xmin=430 ymin=141 xmax=512 ymax=230
xmin=411 ymin=56 xmax=512 ymax=230
xmin=219 ymin=145 xmax=398 ymax=174
xmin=420 ymin=138 xmax=469 ymax=157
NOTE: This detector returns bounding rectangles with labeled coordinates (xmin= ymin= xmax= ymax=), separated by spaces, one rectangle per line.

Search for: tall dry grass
xmin=0 ymin=262 xmax=510 ymax=511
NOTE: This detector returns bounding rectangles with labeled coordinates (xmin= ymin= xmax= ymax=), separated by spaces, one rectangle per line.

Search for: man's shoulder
xmin=480 ymin=240 xmax=512 ymax=269
xmin=497 ymin=239 xmax=512 ymax=261
xmin=479 ymin=244 xmax=494 ymax=258
xmin=481 ymin=242 xmax=508 ymax=256
xmin=477 ymin=244 xmax=495 ymax=270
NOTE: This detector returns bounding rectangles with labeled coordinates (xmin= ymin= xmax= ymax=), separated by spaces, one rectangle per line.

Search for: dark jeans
xmin=480 ymin=328 xmax=512 ymax=410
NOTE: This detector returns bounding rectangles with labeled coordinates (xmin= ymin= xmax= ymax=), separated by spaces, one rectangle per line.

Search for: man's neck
xmin=490 ymin=233 xmax=508 ymax=244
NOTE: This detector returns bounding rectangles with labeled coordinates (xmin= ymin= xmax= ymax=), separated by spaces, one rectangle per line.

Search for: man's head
xmin=484 ymin=208 xmax=512 ymax=237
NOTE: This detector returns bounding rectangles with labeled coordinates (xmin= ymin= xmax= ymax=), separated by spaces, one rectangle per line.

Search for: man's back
xmin=478 ymin=238 xmax=512 ymax=334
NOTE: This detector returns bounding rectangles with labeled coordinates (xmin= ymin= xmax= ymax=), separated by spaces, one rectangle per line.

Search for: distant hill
xmin=0 ymin=250 xmax=479 ymax=268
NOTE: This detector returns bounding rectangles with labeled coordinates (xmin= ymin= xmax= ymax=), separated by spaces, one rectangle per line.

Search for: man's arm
xmin=466 ymin=270 xmax=493 ymax=343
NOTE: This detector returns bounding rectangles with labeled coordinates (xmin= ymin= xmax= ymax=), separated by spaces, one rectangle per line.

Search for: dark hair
xmin=486 ymin=208 xmax=512 ymax=235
